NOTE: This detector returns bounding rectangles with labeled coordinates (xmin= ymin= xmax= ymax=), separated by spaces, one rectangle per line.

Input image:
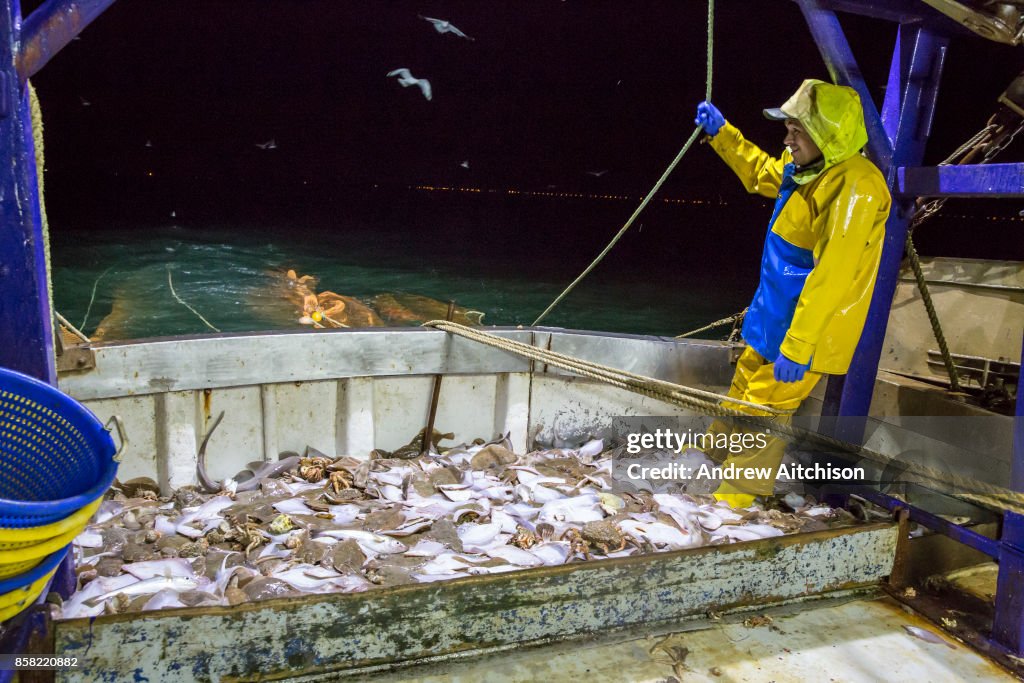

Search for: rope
xmin=54 ymin=312 xmax=90 ymax=344
xmin=323 ymin=314 xmax=350 ymax=328
xmin=532 ymin=0 xmax=716 ymax=326
xmin=166 ymin=267 xmax=220 ymax=333
xmin=904 ymin=234 xmax=962 ymax=393
xmin=80 ymin=266 xmax=112 ymax=332
xmin=423 ymin=320 xmax=1024 ymax=514
xmin=676 ymin=307 xmax=747 ymax=339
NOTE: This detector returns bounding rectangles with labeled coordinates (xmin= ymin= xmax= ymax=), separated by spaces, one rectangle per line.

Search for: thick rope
xmin=905 ymin=119 xmax=1023 ymax=391
xmin=532 ymin=0 xmax=715 ymax=326
xmin=426 ymin=320 xmax=785 ymax=415
xmin=424 ymin=320 xmax=1024 ymax=514
xmin=676 ymin=307 xmax=747 ymax=339
xmin=904 ymin=234 xmax=962 ymax=392
xmin=54 ymin=312 xmax=90 ymax=344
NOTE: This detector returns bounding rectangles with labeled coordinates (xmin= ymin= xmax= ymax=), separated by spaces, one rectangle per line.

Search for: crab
xmin=580 ymin=520 xmax=627 ymax=555
xmin=298 ymin=456 xmax=332 ymax=483
xmin=509 ymin=525 xmax=538 ymax=550
xmin=560 ymin=528 xmax=591 ymax=561
xmin=231 ymin=522 xmax=267 ymax=553
xmin=535 ymin=522 xmax=555 ymax=542
xmin=327 ymin=468 xmax=353 ymax=494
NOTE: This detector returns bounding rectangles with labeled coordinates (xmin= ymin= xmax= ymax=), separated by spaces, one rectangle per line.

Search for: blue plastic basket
xmin=0 ymin=543 xmax=69 ymax=596
xmin=0 ymin=368 xmax=118 ymax=528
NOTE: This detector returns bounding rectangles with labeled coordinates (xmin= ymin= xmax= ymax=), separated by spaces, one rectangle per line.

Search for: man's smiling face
xmin=784 ymin=118 xmax=822 ymax=167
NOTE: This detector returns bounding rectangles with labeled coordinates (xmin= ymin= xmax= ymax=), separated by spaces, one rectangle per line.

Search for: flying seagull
xmin=387 ymin=68 xmax=433 ymax=101
xmin=418 ymin=15 xmax=475 ymax=41
xmin=586 ymin=169 xmax=609 ymax=177
xmin=460 ymin=160 xmax=470 ymax=169
xmin=256 ymin=139 xmax=277 ymax=150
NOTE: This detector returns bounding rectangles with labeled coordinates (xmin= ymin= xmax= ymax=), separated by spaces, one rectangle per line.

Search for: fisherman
xmin=694 ymin=79 xmax=891 ymax=507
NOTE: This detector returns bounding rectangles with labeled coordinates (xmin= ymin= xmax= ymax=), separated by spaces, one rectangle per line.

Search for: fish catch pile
xmin=61 ymin=433 xmax=864 ymax=619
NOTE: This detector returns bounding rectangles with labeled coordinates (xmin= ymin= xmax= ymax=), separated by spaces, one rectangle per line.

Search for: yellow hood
xmin=767 ymin=79 xmax=868 ymax=176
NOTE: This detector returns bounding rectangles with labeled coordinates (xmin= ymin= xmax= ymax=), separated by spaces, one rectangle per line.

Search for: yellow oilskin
xmin=709 ymin=347 xmax=822 ymax=501
xmin=708 ymin=82 xmax=892 ymax=375
xmin=713 ymin=487 xmax=756 ymax=509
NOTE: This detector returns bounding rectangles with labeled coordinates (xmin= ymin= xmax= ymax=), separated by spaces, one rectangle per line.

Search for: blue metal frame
xmin=799 ymin=0 xmax=949 ymax=425
xmin=858 ymin=488 xmax=1001 ymax=559
xmin=898 ymin=162 xmax=1024 ymax=197
xmin=796 ymin=0 xmax=1024 ymax=660
xmin=0 ymin=0 xmax=54 ymax=383
xmin=0 ymin=0 xmax=114 ymax=384
xmin=19 ymin=0 xmax=118 ymax=83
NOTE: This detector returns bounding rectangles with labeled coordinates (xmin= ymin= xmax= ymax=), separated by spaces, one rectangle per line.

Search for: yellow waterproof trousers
xmin=708 ymin=347 xmax=822 ymax=507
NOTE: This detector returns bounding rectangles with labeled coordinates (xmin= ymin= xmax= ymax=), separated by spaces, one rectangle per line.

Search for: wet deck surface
xmin=946 ymin=562 xmax=998 ymax=604
xmin=351 ymin=594 xmax=1012 ymax=682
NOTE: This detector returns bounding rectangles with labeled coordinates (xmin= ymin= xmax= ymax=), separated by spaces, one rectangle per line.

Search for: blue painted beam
xmin=897 ymin=163 xmax=1024 ymax=197
xmin=1014 ymin=333 xmax=1024 ymax=492
xmin=857 ymin=489 xmax=1000 ymax=558
xmin=0 ymin=2 xmax=55 ymax=383
xmin=799 ymin=0 xmax=928 ymax=24
xmin=827 ymin=26 xmax=947 ymax=426
xmin=796 ymin=0 xmax=893 ymax=173
xmin=18 ymin=0 xmax=118 ymax=83
xmin=995 ymin=513 xmax=1024 ymax=654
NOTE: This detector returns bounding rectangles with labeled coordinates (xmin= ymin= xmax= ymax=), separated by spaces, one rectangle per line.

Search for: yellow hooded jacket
xmin=709 ymin=80 xmax=891 ymax=374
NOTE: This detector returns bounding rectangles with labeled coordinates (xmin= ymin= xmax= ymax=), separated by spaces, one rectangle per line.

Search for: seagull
xmin=256 ymin=139 xmax=277 ymax=150
xmin=387 ymin=68 xmax=432 ymax=101
xmin=586 ymin=169 xmax=609 ymax=177
xmin=418 ymin=15 xmax=475 ymax=40
xmin=145 ymin=140 xmax=153 ymax=148
xmin=460 ymin=160 xmax=470 ymax=169
xmin=79 ymin=96 xmax=91 ymax=107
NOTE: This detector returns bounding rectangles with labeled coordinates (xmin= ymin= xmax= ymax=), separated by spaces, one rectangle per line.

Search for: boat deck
xmin=349 ymin=593 xmax=1012 ymax=683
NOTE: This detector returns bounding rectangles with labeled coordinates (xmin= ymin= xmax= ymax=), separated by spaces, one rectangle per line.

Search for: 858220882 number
xmin=6 ymin=655 xmax=80 ymax=669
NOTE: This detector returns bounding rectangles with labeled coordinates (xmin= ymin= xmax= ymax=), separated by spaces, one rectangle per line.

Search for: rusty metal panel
xmin=371 ymin=374 xmax=500 ymax=452
xmin=54 ymin=524 xmax=896 ymax=682
xmin=529 ymin=375 xmax=701 ymax=446
xmin=881 ymin=257 xmax=1023 ymax=383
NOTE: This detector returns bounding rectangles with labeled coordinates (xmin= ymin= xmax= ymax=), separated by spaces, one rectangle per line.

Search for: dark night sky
xmin=24 ymin=1 xmax=1024 ymax=260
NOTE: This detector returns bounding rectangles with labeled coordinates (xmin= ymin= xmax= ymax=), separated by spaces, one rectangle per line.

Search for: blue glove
xmin=773 ymin=353 xmax=811 ymax=383
xmin=695 ymin=101 xmax=725 ymax=136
